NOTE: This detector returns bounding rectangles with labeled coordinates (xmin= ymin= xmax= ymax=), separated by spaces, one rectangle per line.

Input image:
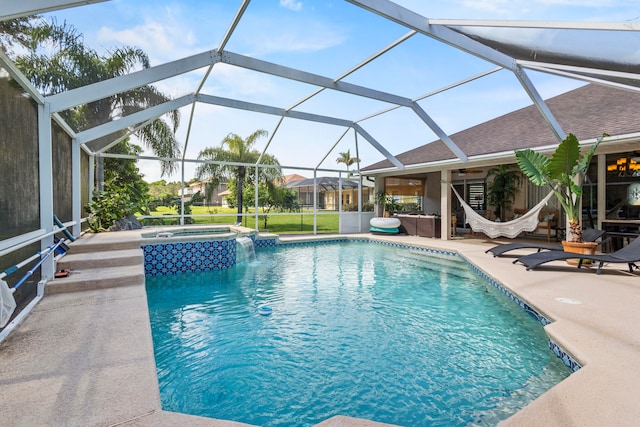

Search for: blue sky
xmin=43 ymin=0 xmax=640 ymax=182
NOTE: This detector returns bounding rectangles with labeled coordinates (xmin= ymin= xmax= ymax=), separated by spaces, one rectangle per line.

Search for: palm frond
xmin=515 ymin=149 xmax=550 ymax=187
xmin=548 ymin=133 xmax=580 ymax=181
xmin=137 ymin=119 xmax=181 ymax=176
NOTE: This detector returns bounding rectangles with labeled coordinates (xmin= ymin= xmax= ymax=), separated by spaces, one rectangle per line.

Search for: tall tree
xmin=336 ymin=149 xmax=360 ymax=176
xmin=195 ymin=130 xmax=282 ymax=224
xmin=12 ymin=20 xmax=181 ymax=189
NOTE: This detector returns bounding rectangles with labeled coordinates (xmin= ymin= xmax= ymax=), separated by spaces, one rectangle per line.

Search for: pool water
xmin=145 ymin=241 xmax=570 ymax=427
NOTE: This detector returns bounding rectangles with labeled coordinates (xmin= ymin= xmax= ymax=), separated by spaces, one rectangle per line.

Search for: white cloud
xmin=200 ymin=63 xmax=283 ymax=100
xmin=254 ymin=28 xmax=345 ymax=55
xmin=237 ymin=18 xmax=348 ymax=56
xmin=280 ymin=0 xmax=303 ymax=12
xmin=96 ymin=15 xmax=201 ymax=65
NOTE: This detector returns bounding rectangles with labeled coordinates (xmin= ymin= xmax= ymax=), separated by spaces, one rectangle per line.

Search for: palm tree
xmin=195 ymin=130 xmax=282 ymax=224
xmin=485 ymin=165 xmax=521 ymax=221
xmin=336 ymin=149 xmax=360 ymax=176
xmin=13 ymin=20 xmax=180 ymax=189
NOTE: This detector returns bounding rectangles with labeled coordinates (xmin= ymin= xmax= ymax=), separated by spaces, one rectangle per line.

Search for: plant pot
xmin=561 ymin=240 xmax=598 ymax=266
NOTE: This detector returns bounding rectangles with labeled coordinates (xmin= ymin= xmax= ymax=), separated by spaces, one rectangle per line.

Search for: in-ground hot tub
xmin=140 ymin=225 xmax=277 ymax=276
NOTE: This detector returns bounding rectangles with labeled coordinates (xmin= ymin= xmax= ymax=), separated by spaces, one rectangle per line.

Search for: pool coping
xmin=1 ymin=230 xmax=640 ymax=426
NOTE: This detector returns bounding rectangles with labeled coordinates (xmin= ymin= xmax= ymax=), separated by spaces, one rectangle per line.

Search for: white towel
xmin=0 ymin=279 xmax=16 ymax=328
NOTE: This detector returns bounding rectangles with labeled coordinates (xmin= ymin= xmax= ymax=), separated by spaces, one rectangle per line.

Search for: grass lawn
xmin=141 ymin=205 xmax=340 ymax=234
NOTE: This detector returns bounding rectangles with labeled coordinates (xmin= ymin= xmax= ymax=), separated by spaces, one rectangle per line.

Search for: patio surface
xmin=1 ymin=230 xmax=639 ymax=426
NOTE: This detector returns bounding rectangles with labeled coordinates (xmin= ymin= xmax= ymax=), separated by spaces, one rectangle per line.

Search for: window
xmin=467 ymin=183 xmax=485 ymax=210
xmin=384 ymin=177 xmax=424 ymax=206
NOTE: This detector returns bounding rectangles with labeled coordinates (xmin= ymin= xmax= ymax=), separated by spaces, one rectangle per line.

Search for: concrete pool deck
xmin=1 ymin=230 xmax=639 ymax=426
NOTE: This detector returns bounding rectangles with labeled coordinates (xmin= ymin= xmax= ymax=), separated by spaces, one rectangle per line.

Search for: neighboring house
xmin=279 ymin=174 xmax=307 ymax=186
xmin=286 ymin=176 xmax=373 ymax=210
xmin=362 ymin=84 xmax=640 ymax=237
xmin=181 ymin=178 xmax=228 ymax=206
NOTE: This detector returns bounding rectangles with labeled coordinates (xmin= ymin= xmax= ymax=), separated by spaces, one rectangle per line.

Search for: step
xmin=57 ymin=249 xmax=143 ymax=270
xmin=46 ymin=264 xmax=146 ymax=295
xmin=66 ymin=233 xmax=143 ymax=254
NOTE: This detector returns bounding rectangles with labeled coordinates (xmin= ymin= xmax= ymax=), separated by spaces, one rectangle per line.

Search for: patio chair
xmin=515 ymin=235 xmax=640 ymax=274
xmin=486 ymin=228 xmax=605 ymax=258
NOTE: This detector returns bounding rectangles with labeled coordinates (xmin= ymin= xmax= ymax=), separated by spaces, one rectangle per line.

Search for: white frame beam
xmin=197 ymin=94 xmax=405 ymax=169
xmin=0 ymin=0 xmax=109 ymax=21
xmin=428 ymin=19 xmax=640 ymax=32
xmin=46 ymin=50 xmax=220 ymax=113
xmin=38 ymin=102 xmax=54 ymax=280
xmin=261 ymin=30 xmax=418 ymax=160
xmin=347 ymin=0 xmax=567 ymax=142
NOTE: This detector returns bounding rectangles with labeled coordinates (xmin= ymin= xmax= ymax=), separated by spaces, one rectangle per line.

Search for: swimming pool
xmin=145 ymin=241 xmax=570 ymax=426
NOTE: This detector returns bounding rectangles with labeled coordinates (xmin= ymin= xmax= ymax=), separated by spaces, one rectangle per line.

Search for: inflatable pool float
xmin=369 ymin=217 xmax=401 ymax=234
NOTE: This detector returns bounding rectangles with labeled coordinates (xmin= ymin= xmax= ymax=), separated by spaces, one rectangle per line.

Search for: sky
xmin=40 ymin=0 xmax=640 ymax=183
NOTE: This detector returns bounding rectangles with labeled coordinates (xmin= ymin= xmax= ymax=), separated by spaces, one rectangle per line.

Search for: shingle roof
xmin=362 ymin=84 xmax=640 ymax=171
xmin=279 ymin=174 xmax=308 ymax=185
xmin=286 ymin=176 xmax=362 ymax=190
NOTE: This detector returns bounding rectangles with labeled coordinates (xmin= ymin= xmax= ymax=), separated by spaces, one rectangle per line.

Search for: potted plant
xmin=376 ymin=191 xmax=400 ymax=217
xmin=515 ymin=133 xmax=607 ymax=249
xmin=485 ymin=165 xmax=522 ymax=221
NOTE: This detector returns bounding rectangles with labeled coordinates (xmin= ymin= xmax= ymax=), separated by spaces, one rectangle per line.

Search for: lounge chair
xmin=485 ymin=228 xmax=605 ymax=258
xmin=515 ymin=236 xmax=640 ymax=274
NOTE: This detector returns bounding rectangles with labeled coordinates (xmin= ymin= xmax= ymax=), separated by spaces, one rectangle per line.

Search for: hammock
xmin=451 ymin=186 xmax=554 ymax=239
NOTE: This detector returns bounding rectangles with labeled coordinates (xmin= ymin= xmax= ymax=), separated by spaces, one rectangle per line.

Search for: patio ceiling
xmin=2 ymin=0 xmax=640 ymax=175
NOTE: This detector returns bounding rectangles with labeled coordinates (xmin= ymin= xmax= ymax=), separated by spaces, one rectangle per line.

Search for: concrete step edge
xmin=65 ymin=240 xmax=143 ymax=253
xmin=46 ymin=264 xmax=145 ymax=294
xmin=57 ymin=249 xmax=143 ymax=269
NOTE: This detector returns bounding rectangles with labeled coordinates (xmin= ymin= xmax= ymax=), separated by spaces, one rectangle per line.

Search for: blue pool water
xmin=145 ymin=241 xmax=570 ymax=427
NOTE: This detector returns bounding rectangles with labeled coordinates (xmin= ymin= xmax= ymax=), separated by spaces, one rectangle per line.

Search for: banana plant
xmin=515 ymin=133 xmax=607 ymax=242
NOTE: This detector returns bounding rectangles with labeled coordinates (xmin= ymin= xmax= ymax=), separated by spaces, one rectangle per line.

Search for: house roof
xmin=279 ymin=174 xmax=308 ymax=185
xmin=286 ymin=176 xmax=365 ymax=191
xmin=362 ymin=84 xmax=640 ymax=173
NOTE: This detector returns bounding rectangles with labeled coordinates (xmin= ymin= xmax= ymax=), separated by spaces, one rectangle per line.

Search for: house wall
xmin=206 ymin=183 xmax=228 ymax=206
xmin=185 ymin=181 xmax=228 ymax=206
xmin=313 ymin=188 xmax=372 ymax=210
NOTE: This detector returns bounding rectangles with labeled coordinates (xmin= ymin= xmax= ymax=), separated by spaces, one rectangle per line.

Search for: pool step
xmin=65 ymin=233 xmax=142 ymax=254
xmin=46 ymin=264 xmax=145 ymax=294
xmin=402 ymin=251 xmax=478 ymax=280
xmin=48 ymin=235 xmax=145 ymax=294
xmin=57 ymin=248 xmax=143 ymax=270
